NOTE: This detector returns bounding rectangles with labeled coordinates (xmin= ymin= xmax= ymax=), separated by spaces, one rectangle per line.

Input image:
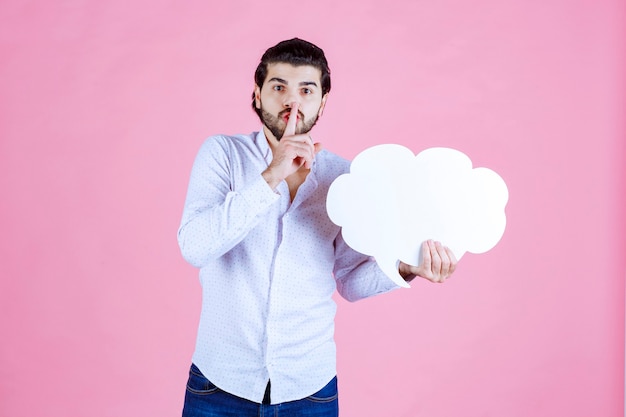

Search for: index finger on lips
xmin=283 ymin=102 xmax=299 ymax=138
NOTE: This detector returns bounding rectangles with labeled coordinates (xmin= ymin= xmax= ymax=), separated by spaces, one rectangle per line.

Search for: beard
xmin=260 ymin=105 xmax=320 ymax=141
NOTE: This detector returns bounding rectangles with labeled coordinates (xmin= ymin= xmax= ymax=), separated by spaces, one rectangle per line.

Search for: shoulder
xmin=199 ymin=132 xmax=256 ymax=151
xmin=315 ymin=149 xmax=350 ymax=185
xmin=195 ymin=132 xmax=260 ymax=159
xmin=314 ymin=149 xmax=351 ymax=181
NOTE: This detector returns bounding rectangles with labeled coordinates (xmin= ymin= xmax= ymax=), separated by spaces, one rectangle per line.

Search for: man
xmin=178 ymin=38 xmax=457 ymax=416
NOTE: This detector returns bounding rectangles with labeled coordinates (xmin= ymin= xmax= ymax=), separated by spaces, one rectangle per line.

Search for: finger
xmin=290 ymin=135 xmax=317 ymax=168
xmin=287 ymin=140 xmax=315 ymax=169
xmin=445 ymin=246 xmax=458 ymax=275
xmin=283 ymin=102 xmax=299 ymax=138
xmin=430 ymin=240 xmax=443 ymax=280
xmin=303 ymin=140 xmax=322 ymax=168
xmin=420 ymin=240 xmax=432 ymax=272
xmin=301 ymin=147 xmax=315 ymax=169
xmin=434 ymin=241 xmax=450 ymax=275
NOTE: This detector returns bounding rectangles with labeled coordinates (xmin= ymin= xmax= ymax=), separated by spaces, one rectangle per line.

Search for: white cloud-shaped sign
xmin=327 ymin=145 xmax=509 ymax=288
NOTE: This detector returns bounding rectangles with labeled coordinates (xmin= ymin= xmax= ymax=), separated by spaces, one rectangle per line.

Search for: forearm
xmin=334 ymin=232 xmax=399 ymax=301
xmin=335 ymin=259 xmax=400 ymax=302
xmin=178 ymin=175 xmax=278 ymax=267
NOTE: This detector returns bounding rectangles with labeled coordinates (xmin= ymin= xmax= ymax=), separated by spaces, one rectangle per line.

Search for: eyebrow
xmin=267 ymin=77 xmax=319 ymax=88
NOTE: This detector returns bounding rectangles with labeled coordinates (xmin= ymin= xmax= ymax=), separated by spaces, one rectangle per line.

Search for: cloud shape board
xmin=327 ymin=145 xmax=509 ymax=288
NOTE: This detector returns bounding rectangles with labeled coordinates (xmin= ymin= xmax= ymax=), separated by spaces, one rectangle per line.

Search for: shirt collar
xmin=255 ymin=129 xmax=273 ymax=165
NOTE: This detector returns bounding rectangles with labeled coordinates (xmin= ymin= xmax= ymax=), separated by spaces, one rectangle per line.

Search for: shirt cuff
xmin=240 ymin=175 xmax=281 ymax=211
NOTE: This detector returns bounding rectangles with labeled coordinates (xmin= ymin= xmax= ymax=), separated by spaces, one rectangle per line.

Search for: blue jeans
xmin=182 ymin=364 xmax=339 ymax=417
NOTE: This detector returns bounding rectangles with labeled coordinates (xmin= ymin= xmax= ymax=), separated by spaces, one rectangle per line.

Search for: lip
xmin=282 ymin=111 xmax=301 ymax=123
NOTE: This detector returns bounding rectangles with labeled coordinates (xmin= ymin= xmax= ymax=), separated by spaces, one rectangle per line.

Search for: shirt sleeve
xmin=333 ymin=230 xmax=400 ymax=302
xmin=177 ymin=137 xmax=279 ymax=268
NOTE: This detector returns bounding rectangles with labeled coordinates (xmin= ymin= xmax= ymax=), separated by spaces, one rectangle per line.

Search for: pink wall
xmin=1 ymin=1 xmax=624 ymax=416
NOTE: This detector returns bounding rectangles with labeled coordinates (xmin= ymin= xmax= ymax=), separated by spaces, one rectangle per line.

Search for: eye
xmin=272 ymin=85 xmax=284 ymax=92
xmin=302 ymin=88 xmax=312 ymax=94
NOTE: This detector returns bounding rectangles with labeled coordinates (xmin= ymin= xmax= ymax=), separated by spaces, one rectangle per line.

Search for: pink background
xmin=1 ymin=1 xmax=624 ymax=416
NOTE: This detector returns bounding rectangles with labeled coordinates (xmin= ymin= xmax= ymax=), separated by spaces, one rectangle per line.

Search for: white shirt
xmin=178 ymin=130 xmax=398 ymax=404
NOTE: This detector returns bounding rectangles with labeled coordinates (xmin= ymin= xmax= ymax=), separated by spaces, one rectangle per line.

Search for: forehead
xmin=263 ymin=63 xmax=322 ymax=85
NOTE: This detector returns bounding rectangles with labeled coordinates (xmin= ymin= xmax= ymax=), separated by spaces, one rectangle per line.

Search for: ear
xmin=254 ymin=85 xmax=261 ymax=109
xmin=318 ymin=93 xmax=329 ymax=118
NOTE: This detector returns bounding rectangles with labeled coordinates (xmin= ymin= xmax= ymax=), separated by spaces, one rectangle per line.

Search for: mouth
xmin=281 ymin=110 xmax=302 ymax=123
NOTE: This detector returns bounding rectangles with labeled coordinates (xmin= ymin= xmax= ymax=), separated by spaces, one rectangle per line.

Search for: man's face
xmin=254 ymin=63 xmax=327 ymax=142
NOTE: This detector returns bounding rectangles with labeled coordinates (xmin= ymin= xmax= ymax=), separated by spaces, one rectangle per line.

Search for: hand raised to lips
xmin=279 ymin=108 xmax=303 ymax=127
xmin=262 ymin=102 xmax=323 ymax=189
xmin=281 ymin=102 xmax=300 ymax=138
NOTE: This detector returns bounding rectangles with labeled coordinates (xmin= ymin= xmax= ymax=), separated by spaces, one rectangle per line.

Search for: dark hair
xmin=251 ymin=38 xmax=331 ymax=118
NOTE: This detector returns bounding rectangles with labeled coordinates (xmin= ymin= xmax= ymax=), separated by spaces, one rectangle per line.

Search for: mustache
xmin=278 ymin=108 xmax=304 ymax=120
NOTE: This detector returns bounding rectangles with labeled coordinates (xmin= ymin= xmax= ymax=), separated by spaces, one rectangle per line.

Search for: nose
xmin=283 ymin=91 xmax=300 ymax=108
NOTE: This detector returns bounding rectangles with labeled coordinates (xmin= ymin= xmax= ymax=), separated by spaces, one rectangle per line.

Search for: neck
xmin=263 ymin=126 xmax=280 ymax=152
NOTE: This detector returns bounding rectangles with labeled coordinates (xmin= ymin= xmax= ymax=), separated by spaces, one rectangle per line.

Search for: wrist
xmin=261 ymin=169 xmax=281 ymax=190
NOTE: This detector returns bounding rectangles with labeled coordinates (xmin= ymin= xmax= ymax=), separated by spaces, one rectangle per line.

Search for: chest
xmin=285 ymin=169 xmax=310 ymax=202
